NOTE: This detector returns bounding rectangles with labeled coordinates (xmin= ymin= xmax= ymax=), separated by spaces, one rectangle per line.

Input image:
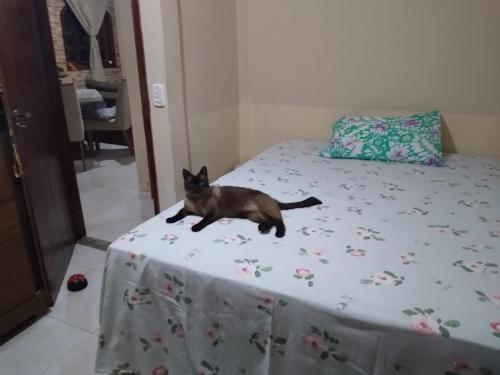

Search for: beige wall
xmin=47 ymin=0 xmax=122 ymax=87
xmin=114 ymin=0 xmax=150 ymax=194
xmin=238 ymin=0 xmax=500 ymax=160
xmin=162 ymin=0 xmax=191 ymax=201
xmin=135 ymin=0 xmax=240 ymax=209
xmin=179 ymin=0 xmax=240 ymax=179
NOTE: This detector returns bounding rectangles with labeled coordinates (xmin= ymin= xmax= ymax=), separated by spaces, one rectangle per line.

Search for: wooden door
xmin=0 ymin=96 xmax=51 ymax=340
xmin=0 ymin=0 xmax=85 ymax=306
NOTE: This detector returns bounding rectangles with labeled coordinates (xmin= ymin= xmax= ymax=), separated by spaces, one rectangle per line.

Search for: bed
xmin=96 ymin=141 xmax=500 ymax=375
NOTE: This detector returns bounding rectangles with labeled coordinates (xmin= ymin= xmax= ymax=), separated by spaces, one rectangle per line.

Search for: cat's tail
xmin=277 ymin=197 xmax=322 ymax=210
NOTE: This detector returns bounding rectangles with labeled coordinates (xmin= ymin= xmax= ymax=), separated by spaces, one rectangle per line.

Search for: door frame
xmin=132 ymin=0 xmax=160 ymax=214
xmin=50 ymin=0 xmax=161 ymax=225
xmin=35 ymin=0 xmax=87 ymax=239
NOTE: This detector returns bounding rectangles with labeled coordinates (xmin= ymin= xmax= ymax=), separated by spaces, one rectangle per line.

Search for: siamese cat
xmin=166 ymin=166 xmax=322 ymax=237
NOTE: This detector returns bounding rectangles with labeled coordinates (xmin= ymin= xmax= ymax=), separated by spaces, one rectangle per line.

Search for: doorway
xmin=50 ymin=0 xmax=158 ymax=245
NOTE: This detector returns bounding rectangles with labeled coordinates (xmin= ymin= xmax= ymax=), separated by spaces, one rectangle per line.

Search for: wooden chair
xmin=60 ymin=82 xmax=86 ymax=170
xmin=83 ymin=80 xmax=134 ymax=155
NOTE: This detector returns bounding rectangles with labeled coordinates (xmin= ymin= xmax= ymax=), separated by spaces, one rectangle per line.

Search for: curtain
xmin=66 ymin=0 xmax=107 ymax=81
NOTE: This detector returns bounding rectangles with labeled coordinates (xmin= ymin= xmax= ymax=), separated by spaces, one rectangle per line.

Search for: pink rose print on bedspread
xmin=236 ymin=263 xmax=254 ymax=277
xmin=139 ymin=331 xmax=168 ymax=354
xmin=123 ymin=287 xmax=152 ymax=310
xmin=296 ymin=268 xmax=311 ymax=277
xmin=445 ymin=358 xmax=495 ymax=375
xmin=125 ymin=252 xmax=147 ymax=270
xmin=453 ymin=260 xmax=498 ymax=275
xmin=162 ymin=272 xmax=193 ymax=304
xmin=256 ymin=293 xmax=288 ymax=315
xmin=161 ymin=233 xmax=178 ymax=245
xmin=234 ymin=259 xmax=273 ymax=278
xmin=304 ymin=326 xmax=347 ymax=362
xmin=118 ymin=229 xmax=146 ymax=242
xmin=299 ymin=248 xmax=329 ymax=264
xmin=403 ymin=307 xmax=460 ymax=338
xmin=399 ymin=252 xmax=417 ymax=265
xmin=355 ymin=227 xmax=385 ymax=241
xmin=249 ymin=332 xmax=287 ymax=357
xmin=162 ymin=281 xmax=175 ymax=297
xmin=304 ymin=335 xmax=324 ymax=352
xmin=149 ymin=332 xmax=166 ymax=347
xmin=462 ymin=244 xmax=493 ymax=253
xmin=410 ymin=316 xmax=440 ymax=336
xmin=294 ymin=268 xmax=315 ymax=287
xmin=381 ymin=182 xmax=405 ymax=192
xmin=215 ymin=235 xmax=251 ymax=245
xmin=475 ymin=291 xmax=500 ymax=306
xmin=152 ymin=366 xmax=168 ymax=375
xmin=346 ymin=245 xmax=366 ymax=257
xmin=491 ymin=322 xmax=500 ymax=338
xmin=397 ymin=207 xmax=429 ymax=216
xmin=298 ymin=226 xmax=334 ymax=237
xmin=259 ymin=293 xmax=273 ymax=306
xmin=175 ymin=326 xmax=185 ymax=338
xmin=428 ymin=224 xmax=467 ymax=236
xmin=447 ymin=358 xmax=476 ymax=375
xmin=205 ymin=323 xmax=224 ymax=346
xmin=361 ymin=271 xmax=405 ymax=286
xmin=166 ymin=318 xmax=185 ymax=338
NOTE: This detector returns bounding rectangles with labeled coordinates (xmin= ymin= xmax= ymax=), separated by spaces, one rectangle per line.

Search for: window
xmin=60 ymin=6 xmax=117 ymax=70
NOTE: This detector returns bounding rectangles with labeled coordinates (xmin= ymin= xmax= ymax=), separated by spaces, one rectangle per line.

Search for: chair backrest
xmin=114 ymin=80 xmax=131 ymax=131
xmin=85 ymin=79 xmax=119 ymax=93
xmin=60 ymin=82 xmax=84 ymax=142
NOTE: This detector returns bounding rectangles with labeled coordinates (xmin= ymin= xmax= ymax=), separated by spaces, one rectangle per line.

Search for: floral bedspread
xmin=96 ymin=141 xmax=500 ymax=375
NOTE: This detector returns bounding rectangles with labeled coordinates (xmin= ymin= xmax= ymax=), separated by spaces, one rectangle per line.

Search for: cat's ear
xmin=182 ymin=169 xmax=192 ymax=180
xmin=198 ymin=166 xmax=208 ymax=177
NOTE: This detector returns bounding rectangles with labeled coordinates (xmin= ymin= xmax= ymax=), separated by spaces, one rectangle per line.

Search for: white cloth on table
xmin=76 ymin=88 xmax=103 ymax=104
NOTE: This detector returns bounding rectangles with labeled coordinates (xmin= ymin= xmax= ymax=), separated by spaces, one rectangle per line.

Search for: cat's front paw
xmin=275 ymin=230 xmax=285 ymax=238
xmin=191 ymin=225 xmax=203 ymax=232
xmin=258 ymin=222 xmax=272 ymax=234
xmin=166 ymin=217 xmax=176 ymax=223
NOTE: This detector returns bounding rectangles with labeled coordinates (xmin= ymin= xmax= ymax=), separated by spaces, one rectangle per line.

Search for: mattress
xmin=96 ymin=141 xmax=500 ymax=375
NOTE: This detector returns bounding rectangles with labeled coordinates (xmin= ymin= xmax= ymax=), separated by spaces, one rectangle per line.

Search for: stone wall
xmin=47 ymin=0 xmax=122 ymax=87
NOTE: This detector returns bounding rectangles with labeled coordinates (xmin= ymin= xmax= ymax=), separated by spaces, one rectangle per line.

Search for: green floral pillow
xmin=320 ymin=111 xmax=442 ymax=166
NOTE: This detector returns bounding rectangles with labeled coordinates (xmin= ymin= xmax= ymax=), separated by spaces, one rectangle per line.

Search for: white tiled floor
xmin=0 ymin=245 xmax=106 ymax=375
xmin=75 ymin=143 xmax=153 ymax=242
xmin=48 ymin=254 xmax=103 ymax=333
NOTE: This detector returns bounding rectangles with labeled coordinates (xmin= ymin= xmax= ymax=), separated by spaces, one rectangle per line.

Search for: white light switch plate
xmin=152 ymin=83 xmax=166 ymax=107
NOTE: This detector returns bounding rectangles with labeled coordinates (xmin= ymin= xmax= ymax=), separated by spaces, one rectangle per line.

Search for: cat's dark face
xmin=183 ymin=166 xmax=209 ymax=193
